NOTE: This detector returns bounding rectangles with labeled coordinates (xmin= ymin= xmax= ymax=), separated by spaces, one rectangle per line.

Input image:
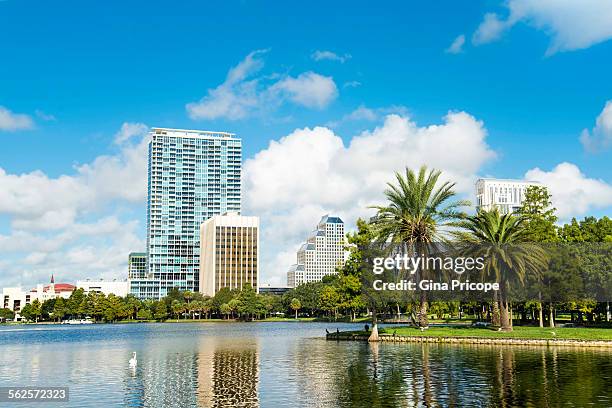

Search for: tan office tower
xmin=200 ymin=212 xmax=259 ymax=296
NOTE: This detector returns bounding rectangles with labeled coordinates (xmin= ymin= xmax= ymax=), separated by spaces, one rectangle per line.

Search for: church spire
xmin=50 ymin=274 xmax=54 ymax=284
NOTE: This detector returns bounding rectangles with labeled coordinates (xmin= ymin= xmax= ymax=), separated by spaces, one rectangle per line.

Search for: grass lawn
xmin=344 ymin=326 xmax=612 ymax=341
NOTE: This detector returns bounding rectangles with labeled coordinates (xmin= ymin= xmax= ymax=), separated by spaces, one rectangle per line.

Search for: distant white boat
xmin=62 ymin=318 xmax=93 ymax=325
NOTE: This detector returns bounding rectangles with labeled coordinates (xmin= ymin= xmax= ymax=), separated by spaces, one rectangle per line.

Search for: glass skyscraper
xmin=133 ymin=128 xmax=241 ymax=299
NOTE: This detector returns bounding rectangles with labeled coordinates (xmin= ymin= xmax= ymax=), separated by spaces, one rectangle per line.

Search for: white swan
xmin=129 ymin=352 xmax=137 ymax=368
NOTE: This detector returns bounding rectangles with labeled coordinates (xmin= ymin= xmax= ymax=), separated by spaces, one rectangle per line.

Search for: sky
xmin=1 ymin=0 xmax=611 ymax=288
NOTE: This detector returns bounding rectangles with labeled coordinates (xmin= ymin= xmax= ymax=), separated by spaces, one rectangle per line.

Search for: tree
xmin=20 ymin=303 xmax=34 ymax=321
xmin=67 ymin=288 xmax=86 ymax=318
xmin=454 ymin=209 xmax=548 ymax=331
xmin=371 ymin=166 xmax=468 ymax=329
xmin=30 ymin=299 xmax=42 ymax=323
xmin=290 ymin=298 xmax=301 ymax=319
xmin=236 ymin=284 xmax=260 ymax=320
xmin=319 ymin=286 xmax=341 ymax=320
xmin=559 ymin=216 xmax=612 ymax=242
xmin=517 ymin=185 xmax=558 ymax=326
xmin=137 ymin=308 xmax=153 ymax=320
xmin=53 ymin=297 xmax=66 ymax=322
xmin=212 ymin=287 xmax=234 ymax=315
xmin=171 ymin=300 xmax=185 ymax=320
xmin=518 ymin=185 xmax=558 ymax=242
xmin=227 ymin=298 xmax=242 ymax=319
xmin=0 ymin=308 xmax=15 ymax=321
xmin=153 ymin=301 xmax=168 ymax=320
xmin=220 ymin=303 xmax=231 ymax=319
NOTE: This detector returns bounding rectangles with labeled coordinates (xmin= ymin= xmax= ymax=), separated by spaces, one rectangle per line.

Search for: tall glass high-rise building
xmin=133 ymin=128 xmax=241 ymax=299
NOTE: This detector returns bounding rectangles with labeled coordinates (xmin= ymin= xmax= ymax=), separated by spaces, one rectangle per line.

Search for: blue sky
xmin=1 ymin=1 xmax=611 ymax=287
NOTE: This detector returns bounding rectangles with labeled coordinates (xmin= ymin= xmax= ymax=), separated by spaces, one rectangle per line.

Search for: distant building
xmin=287 ymin=215 xmax=346 ymax=287
xmin=1 ymin=275 xmax=74 ymax=321
xmin=127 ymin=252 xmax=158 ymax=299
xmin=129 ymin=127 xmax=242 ymax=300
xmin=128 ymin=252 xmax=147 ymax=279
xmin=475 ymin=178 xmax=542 ymax=214
xmin=77 ymin=279 xmax=129 ymax=297
xmin=258 ymin=284 xmax=290 ymax=296
xmin=200 ymin=212 xmax=259 ymax=297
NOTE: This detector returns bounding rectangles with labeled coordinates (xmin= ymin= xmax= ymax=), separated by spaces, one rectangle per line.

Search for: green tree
xmin=454 ymin=209 xmax=548 ymax=331
xmin=171 ymin=300 xmax=185 ymax=320
xmin=153 ymin=300 xmax=168 ymax=320
xmin=41 ymin=298 xmax=56 ymax=320
xmin=0 ymin=308 xmax=15 ymax=321
xmin=30 ymin=299 xmax=42 ymax=323
xmin=212 ymin=287 xmax=234 ymax=315
xmin=559 ymin=216 xmax=612 ymax=242
xmin=20 ymin=303 xmax=34 ymax=321
xmin=137 ymin=308 xmax=153 ymax=320
xmin=319 ymin=286 xmax=341 ymax=320
xmin=290 ymin=298 xmax=301 ymax=319
xmin=220 ymin=303 xmax=231 ymax=319
xmin=236 ymin=284 xmax=260 ymax=320
xmin=517 ymin=185 xmax=558 ymax=326
xmin=518 ymin=185 xmax=559 ymax=242
xmin=53 ymin=297 xmax=66 ymax=322
xmin=227 ymin=298 xmax=242 ymax=319
xmin=371 ymin=166 xmax=468 ymax=328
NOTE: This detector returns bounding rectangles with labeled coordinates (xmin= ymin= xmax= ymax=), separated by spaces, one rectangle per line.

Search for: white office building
xmin=475 ymin=178 xmax=542 ymax=214
xmin=287 ymin=215 xmax=346 ymax=287
xmin=200 ymin=212 xmax=259 ymax=297
xmin=77 ymin=279 xmax=129 ymax=297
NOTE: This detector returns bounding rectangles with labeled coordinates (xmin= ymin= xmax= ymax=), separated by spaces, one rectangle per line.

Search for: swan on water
xmin=129 ymin=352 xmax=137 ymax=368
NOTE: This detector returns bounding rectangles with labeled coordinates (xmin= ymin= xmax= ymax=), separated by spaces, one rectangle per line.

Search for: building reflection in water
xmin=197 ymin=337 xmax=260 ymax=408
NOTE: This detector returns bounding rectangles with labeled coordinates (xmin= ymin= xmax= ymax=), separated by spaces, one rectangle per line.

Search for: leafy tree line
xmin=16 ymin=284 xmax=294 ymax=323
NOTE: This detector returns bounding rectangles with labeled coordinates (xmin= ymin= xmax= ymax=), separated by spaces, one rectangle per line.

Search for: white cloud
xmin=0 ymin=106 xmax=34 ymax=131
xmin=270 ymin=72 xmax=338 ymax=109
xmin=343 ymin=81 xmax=362 ymax=88
xmin=0 ymin=123 xmax=149 ymax=287
xmin=472 ymin=13 xmax=510 ymax=45
xmin=327 ymin=105 xmax=409 ymax=128
xmin=580 ymin=101 xmax=612 ymax=153
xmin=311 ymin=50 xmax=351 ymax=63
xmin=472 ymin=1 xmax=612 ymax=54
xmin=446 ymin=34 xmax=466 ymax=53
xmin=186 ymin=51 xmax=339 ymax=120
xmin=244 ymin=112 xmax=496 ymax=284
xmin=525 ymin=162 xmax=612 ymax=219
xmin=113 ymin=122 xmax=149 ymax=145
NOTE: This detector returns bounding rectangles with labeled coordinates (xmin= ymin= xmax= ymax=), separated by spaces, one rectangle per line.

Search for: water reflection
xmin=0 ymin=324 xmax=610 ymax=407
xmin=306 ymin=342 xmax=612 ymax=408
xmin=197 ymin=337 xmax=259 ymax=408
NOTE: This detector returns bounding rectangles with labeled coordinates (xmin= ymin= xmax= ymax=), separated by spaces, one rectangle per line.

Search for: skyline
xmin=1 ymin=1 xmax=612 ymax=288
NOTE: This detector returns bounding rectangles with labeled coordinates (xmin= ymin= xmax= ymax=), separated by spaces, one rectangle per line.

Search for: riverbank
xmin=328 ymin=326 xmax=612 ymax=347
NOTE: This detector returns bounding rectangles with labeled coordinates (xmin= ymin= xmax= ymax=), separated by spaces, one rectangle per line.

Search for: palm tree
xmin=290 ymin=298 xmax=301 ymax=319
xmin=371 ymin=166 xmax=468 ymax=328
xmin=454 ymin=208 xmax=548 ymax=331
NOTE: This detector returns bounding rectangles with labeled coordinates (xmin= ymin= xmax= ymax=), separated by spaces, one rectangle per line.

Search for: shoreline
xmin=327 ymin=332 xmax=612 ymax=347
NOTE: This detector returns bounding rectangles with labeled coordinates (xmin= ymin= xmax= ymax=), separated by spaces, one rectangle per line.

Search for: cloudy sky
xmin=1 ymin=1 xmax=611 ymax=288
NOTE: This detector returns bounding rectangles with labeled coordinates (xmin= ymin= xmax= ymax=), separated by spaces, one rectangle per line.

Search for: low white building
xmin=475 ymin=178 xmax=542 ymax=214
xmin=2 ymin=276 xmax=75 ymax=320
xmin=76 ymin=279 xmax=129 ymax=297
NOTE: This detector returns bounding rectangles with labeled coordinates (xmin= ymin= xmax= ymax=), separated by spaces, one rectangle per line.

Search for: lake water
xmin=0 ymin=322 xmax=611 ymax=407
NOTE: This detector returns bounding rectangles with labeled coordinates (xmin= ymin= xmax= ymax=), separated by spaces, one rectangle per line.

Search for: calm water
xmin=0 ymin=322 xmax=611 ymax=407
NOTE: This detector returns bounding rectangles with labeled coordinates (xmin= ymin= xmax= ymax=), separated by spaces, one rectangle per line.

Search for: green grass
xmin=343 ymin=326 xmax=612 ymax=341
